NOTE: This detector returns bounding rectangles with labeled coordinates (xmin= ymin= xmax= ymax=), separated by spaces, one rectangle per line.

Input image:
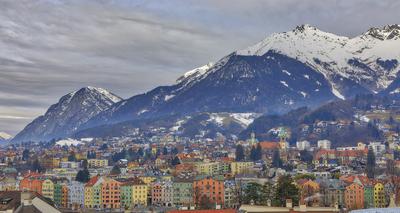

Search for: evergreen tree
xmin=171 ymin=147 xmax=179 ymax=155
xmin=110 ymin=165 xmax=121 ymax=176
xmin=22 ymin=149 xmax=30 ymax=161
xmin=273 ymin=175 xmax=299 ymax=206
xmin=163 ymin=147 xmax=168 ymax=155
xmin=235 ymin=144 xmax=245 ymax=161
xmin=75 ymin=168 xmax=90 ymax=183
xmin=243 ymin=182 xmax=263 ymax=204
xmin=272 ymin=149 xmax=283 ymax=168
xmin=250 ymin=146 xmax=257 ymax=161
xmin=31 ymin=159 xmax=44 ymax=173
xmin=171 ymin=156 xmax=181 ymax=166
xmin=137 ymin=148 xmax=144 ymax=157
xmin=250 ymin=144 xmax=262 ymax=161
xmin=299 ymin=150 xmax=313 ymax=164
xmin=256 ymin=143 xmax=262 ymax=160
xmin=81 ymin=159 xmax=88 ymax=170
xmin=366 ymin=148 xmax=376 ymax=178
xmin=68 ymin=152 xmax=77 ymax=162
xmin=261 ymin=182 xmax=275 ymax=205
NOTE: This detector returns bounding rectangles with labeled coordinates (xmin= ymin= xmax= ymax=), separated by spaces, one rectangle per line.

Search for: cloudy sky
xmin=1 ymin=0 xmax=400 ymax=135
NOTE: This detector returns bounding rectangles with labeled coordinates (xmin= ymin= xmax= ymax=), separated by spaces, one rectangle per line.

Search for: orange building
xmin=62 ymin=185 xmax=69 ymax=208
xmin=344 ymin=181 xmax=364 ymax=210
xmin=193 ymin=176 xmax=225 ymax=207
xmin=19 ymin=177 xmax=44 ymax=195
xmin=101 ymin=178 xmax=121 ymax=209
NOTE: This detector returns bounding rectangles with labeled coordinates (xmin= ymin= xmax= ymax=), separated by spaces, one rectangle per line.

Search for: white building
xmin=317 ymin=140 xmax=331 ymax=150
xmin=296 ymin=140 xmax=311 ymax=151
xmin=368 ymin=142 xmax=386 ymax=155
xmin=67 ymin=181 xmax=85 ymax=209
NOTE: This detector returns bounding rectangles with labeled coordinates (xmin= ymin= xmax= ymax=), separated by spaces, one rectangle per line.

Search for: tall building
xmin=344 ymin=181 xmax=364 ymax=210
xmin=173 ymin=176 xmax=193 ymax=207
xmin=101 ymin=177 xmax=121 ymax=209
xmin=68 ymin=181 xmax=85 ymax=209
xmin=41 ymin=179 xmax=54 ymax=201
xmin=193 ymin=176 xmax=225 ymax=207
xmin=374 ymin=182 xmax=386 ymax=208
xmin=317 ymin=140 xmax=331 ymax=150
xmin=84 ymin=176 xmax=103 ymax=209
xmin=151 ymin=181 xmax=173 ymax=207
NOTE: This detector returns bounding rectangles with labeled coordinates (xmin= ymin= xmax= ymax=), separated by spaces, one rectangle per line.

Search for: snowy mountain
xmin=12 ymin=87 xmax=122 ymax=142
xmin=16 ymin=24 xmax=400 ymax=141
xmin=0 ymin=132 xmax=12 ymax=142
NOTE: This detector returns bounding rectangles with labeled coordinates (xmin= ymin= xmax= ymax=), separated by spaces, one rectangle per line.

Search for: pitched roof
xmin=258 ymin=142 xmax=279 ymax=150
xmin=85 ymin=175 xmax=100 ymax=187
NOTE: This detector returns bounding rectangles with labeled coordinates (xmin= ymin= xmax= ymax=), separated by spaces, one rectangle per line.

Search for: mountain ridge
xmin=13 ymin=24 xmax=400 ymax=142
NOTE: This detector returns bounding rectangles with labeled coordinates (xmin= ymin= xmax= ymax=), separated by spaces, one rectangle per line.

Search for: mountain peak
xmin=71 ymin=86 xmax=122 ymax=103
xmin=364 ymin=24 xmax=400 ymax=40
xmin=292 ymin=24 xmax=318 ymax=33
xmin=12 ymin=86 xmax=122 ymax=142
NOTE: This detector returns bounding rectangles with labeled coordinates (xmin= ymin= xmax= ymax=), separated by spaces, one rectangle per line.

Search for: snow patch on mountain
xmin=56 ymin=138 xmax=83 ymax=146
xmin=0 ymin=132 xmax=12 ymax=140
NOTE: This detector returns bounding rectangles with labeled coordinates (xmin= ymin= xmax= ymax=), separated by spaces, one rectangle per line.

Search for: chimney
xmin=286 ymin=199 xmax=292 ymax=208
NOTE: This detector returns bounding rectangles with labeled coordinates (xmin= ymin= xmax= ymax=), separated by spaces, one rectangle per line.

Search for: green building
xmin=53 ymin=184 xmax=63 ymax=207
xmin=173 ymin=176 xmax=193 ymax=207
xmin=93 ymin=182 xmax=103 ymax=208
xmin=364 ymin=184 xmax=374 ymax=208
xmin=121 ymin=183 xmax=133 ymax=209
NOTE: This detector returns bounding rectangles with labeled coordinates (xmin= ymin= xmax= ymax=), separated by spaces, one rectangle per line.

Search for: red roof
xmin=258 ymin=142 xmax=279 ymax=150
xmin=168 ymin=210 xmax=236 ymax=213
xmin=85 ymin=175 xmax=100 ymax=187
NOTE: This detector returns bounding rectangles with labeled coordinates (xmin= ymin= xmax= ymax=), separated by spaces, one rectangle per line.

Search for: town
xmin=0 ymin=123 xmax=400 ymax=212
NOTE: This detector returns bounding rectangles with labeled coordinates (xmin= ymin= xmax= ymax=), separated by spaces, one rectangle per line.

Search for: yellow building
xmin=195 ymin=162 xmax=216 ymax=175
xmin=230 ymin=162 xmax=254 ymax=176
xmin=42 ymin=179 xmax=54 ymax=200
xmin=139 ymin=176 xmax=156 ymax=185
xmin=132 ymin=181 xmax=148 ymax=206
xmin=374 ymin=182 xmax=386 ymax=208
xmin=84 ymin=176 xmax=103 ymax=208
xmin=88 ymin=159 xmax=108 ymax=168
xmin=41 ymin=157 xmax=60 ymax=169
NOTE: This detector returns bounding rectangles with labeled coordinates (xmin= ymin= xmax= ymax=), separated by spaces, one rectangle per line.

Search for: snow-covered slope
xmin=55 ymin=138 xmax=83 ymax=146
xmin=237 ymin=24 xmax=400 ymax=97
xmin=12 ymin=87 xmax=122 ymax=142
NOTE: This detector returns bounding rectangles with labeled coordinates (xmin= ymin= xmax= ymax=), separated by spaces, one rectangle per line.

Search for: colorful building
xmin=193 ymin=176 xmax=225 ymax=207
xmin=374 ymin=182 xmax=386 ymax=208
xmin=88 ymin=159 xmax=108 ymax=168
xmin=152 ymin=181 xmax=173 ymax=207
xmin=173 ymin=176 xmax=193 ymax=207
xmin=42 ymin=179 xmax=55 ymax=200
xmin=230 ymin=162 xmax=254 ymax=176
xmin=85 ymin=176 xmax=103 ymax=209
xmin=364 ymin=184 xmax=374 ymax=209
xmin=121 ymin=178 xmax=148 ymax=208
xmin=101 ymin=177 xmax=121 ymax=209
xmin=68 ymin=181 xmax=85 ymax=209
xmin=344 ymin=181 xmax=364 ymax=210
